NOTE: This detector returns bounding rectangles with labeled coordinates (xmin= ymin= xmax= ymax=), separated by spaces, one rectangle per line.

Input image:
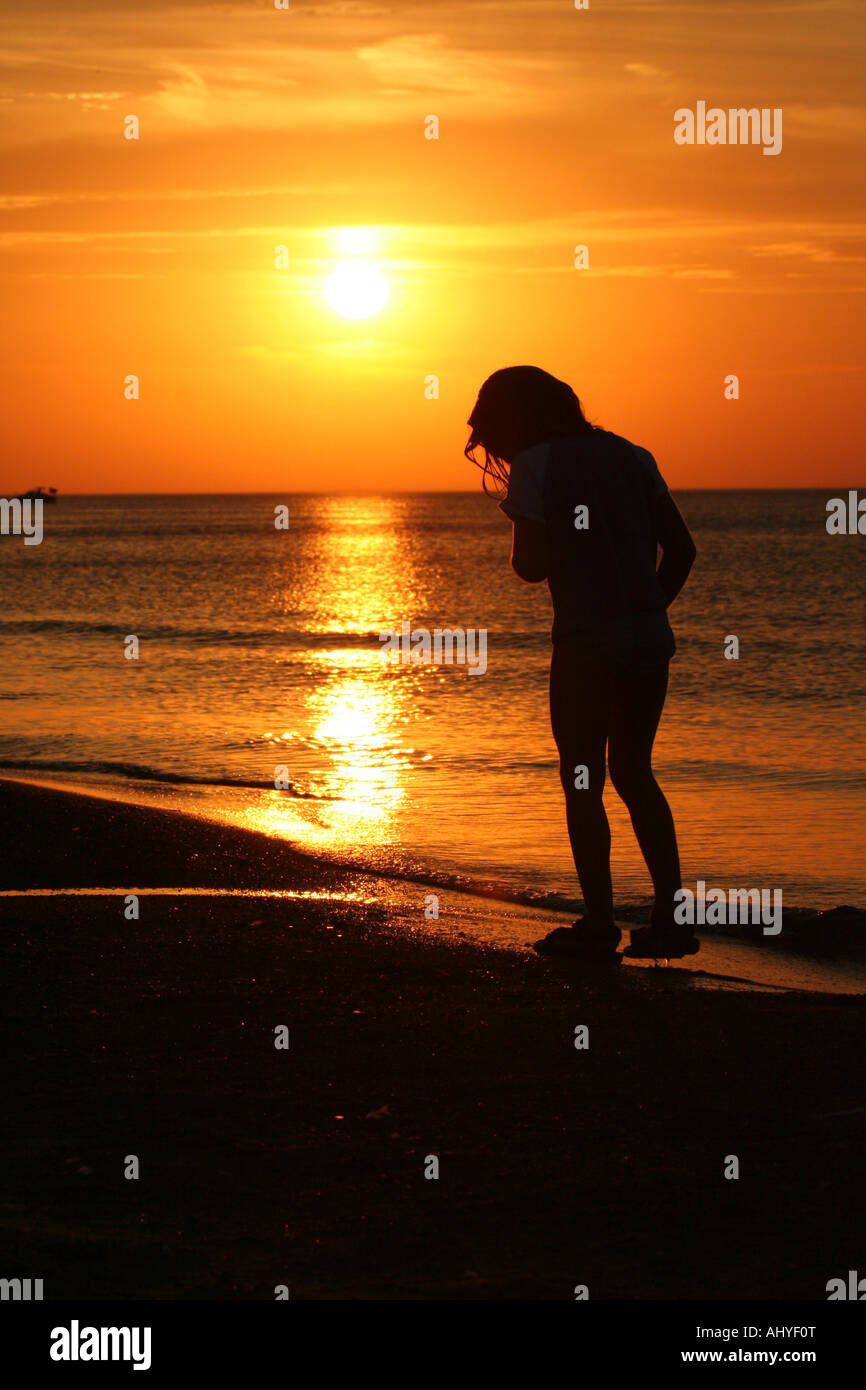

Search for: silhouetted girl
xmin=466 ymin=365 xmax=697 ymax=963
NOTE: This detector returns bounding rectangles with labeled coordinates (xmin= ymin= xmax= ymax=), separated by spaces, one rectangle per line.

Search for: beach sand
xmin=1 ymin=778 xmax=864 ymax=1300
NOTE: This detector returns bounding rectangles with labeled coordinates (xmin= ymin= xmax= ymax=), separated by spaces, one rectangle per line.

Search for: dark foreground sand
xmin=1 ymin=779 xmax=864 ymax=1300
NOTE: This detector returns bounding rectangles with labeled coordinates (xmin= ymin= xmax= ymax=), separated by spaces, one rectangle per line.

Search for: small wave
xmin=0 ymin=617 xmax=542 ymax=652
xmin=0 ymin=758 xmax=338 ymax=800
xmin=665 ymin=759 xmax=866 ymax=791
xmin=0 ymin=618 xmax=385 ymax=647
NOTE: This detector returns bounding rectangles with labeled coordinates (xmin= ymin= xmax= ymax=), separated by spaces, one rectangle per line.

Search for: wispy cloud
xmin=624 ymin=63 xmax=672 ymax=81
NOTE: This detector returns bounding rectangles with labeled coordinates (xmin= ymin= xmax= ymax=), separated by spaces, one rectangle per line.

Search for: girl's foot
xmin=623 ymin=924 xmax=699 ymax=959
xmin=533 ymin=918 xmax=621 ymax=963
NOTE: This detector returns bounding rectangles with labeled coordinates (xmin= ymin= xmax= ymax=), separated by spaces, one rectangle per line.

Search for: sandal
xmin=623 ymin=924 xmax=699 ymax=959
xmin=533 ymin=918 xmax=622 ymax=963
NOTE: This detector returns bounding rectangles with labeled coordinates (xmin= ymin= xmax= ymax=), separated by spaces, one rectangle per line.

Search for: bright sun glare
xmin=325 ymin=261 xmax=389 ymax=320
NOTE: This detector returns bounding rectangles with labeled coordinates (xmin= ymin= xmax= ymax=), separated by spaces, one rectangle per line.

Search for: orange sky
xmin=1 ymin=0 xmax=864 ymax=493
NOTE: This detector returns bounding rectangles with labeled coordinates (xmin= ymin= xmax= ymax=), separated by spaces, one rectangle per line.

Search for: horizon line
xmin=5 ymin=486 xmax=862 ymax=498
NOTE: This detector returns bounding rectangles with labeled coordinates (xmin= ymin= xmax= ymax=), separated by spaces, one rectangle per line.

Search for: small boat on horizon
xmin=13 ymin=486 xmax=58 ymax=503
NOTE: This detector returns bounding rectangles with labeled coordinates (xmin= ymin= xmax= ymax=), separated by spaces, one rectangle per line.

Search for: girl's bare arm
xmin=510 ymin=517 xmax=548 ymax=583
xmin=655 ymin=493 xmax=697 ymax=605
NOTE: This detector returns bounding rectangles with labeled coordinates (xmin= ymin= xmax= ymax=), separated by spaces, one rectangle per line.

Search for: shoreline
xmin=2 ymin=775 xmax=865 ymax=978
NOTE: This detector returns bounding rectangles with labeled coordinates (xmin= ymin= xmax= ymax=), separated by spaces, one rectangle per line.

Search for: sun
xmin=325 ymin=262 xmax=389 ymax=320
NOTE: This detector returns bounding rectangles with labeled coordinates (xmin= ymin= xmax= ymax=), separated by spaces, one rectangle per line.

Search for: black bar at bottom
xmin=1 ymin=1299 xmax=861 ymax=1376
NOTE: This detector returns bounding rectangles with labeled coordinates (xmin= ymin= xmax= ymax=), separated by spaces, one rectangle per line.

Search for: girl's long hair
xmin=464 ymin=365 xmax=597 ymax=498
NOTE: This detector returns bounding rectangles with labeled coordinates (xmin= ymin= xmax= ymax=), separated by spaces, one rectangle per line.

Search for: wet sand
xmin=1 ymin=778 xmax=865 ymax=1299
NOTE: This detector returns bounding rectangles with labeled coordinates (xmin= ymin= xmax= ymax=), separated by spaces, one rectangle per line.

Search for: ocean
xmin=2 ymin=490 xmax=865 ymax=912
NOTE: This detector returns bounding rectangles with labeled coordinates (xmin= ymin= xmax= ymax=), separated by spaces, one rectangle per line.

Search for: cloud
xmin=355 ymin=31 xmax=560 ymax=113
xmin=0 ymin=185 xmax=347 ymax=210
xmin=751 ymin=240 xmax=866 ymax=264
xmin=624 ymin=63 xmax=672 ymax=81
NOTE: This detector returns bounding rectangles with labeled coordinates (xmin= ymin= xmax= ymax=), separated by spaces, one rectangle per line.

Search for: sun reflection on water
xmin=246 ymin=497 xmax=426 ymax=858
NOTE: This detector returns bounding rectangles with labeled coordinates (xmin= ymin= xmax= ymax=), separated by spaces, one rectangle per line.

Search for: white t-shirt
xmin=498 ymin=430 xmax=675 ymax=660
xmin=500 ymin=434 xmax=668 ymax=524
